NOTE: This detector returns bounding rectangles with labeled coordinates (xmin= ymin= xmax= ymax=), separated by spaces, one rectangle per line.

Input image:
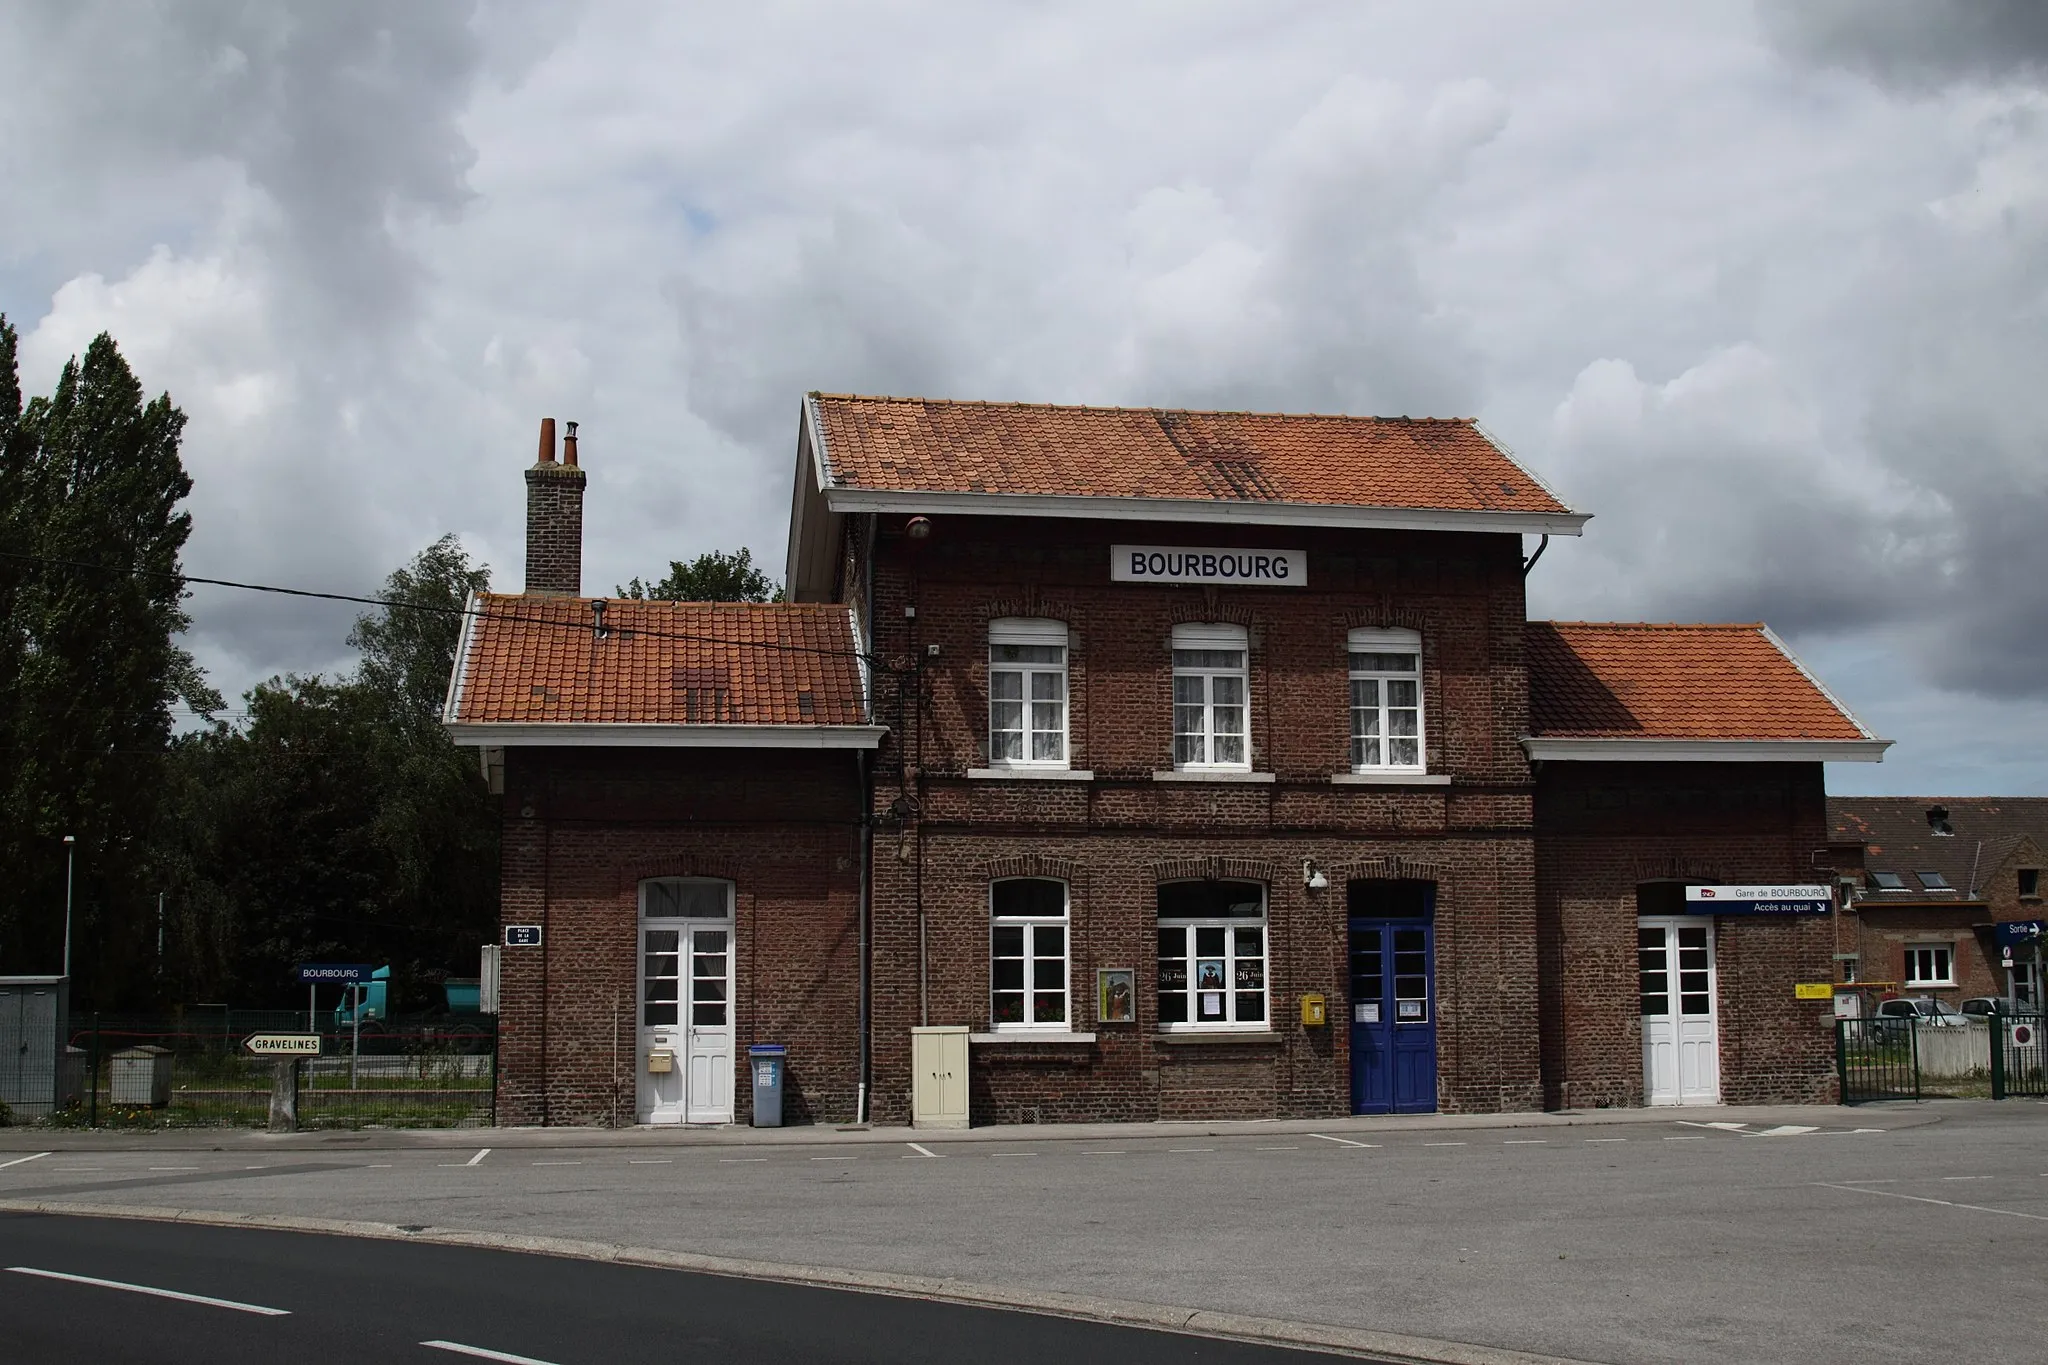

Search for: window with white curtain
xmin=1348 ymin=627 xmax=1424 ymax=771
xmin=991 ymin=878 xmax=1069 ymax=1028
xmin=1171 ymin=622 xmax=1249 ymax=769
xmin=989 ymin=618 xmax=1069 ymax=767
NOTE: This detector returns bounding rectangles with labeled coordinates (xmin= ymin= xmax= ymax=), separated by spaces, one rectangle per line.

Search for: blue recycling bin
xmin=748 ymin=1044 xmax=787 ymax=1127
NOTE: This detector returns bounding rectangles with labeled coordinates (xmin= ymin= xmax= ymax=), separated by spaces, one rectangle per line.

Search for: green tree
xmin=617 ymin=547 xmax=782 ymax=602
xmin=154 ymin=538 xmax=499 ymax=1007
xmin=0 ymin=324 xmax=217 ymax=997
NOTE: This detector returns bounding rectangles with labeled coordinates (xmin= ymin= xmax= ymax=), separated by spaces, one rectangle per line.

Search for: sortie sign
xmin=1112 ymin=545 xmax=1307 ymax=587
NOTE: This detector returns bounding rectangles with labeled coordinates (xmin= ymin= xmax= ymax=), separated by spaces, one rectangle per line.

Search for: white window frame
xmin=1171 ymin=623 xmax=1250 ymax=771
xmin=1348 ymin=627 xmax=1425 ymax=773
xmin=988 ymin=618 xmax=1070 ymax=769
xmin=1156 ymin=880 xmax=1268 ymax=1032
xmin=1905 ymin=943 xmax=1955 ymax=988
xmin=990 ymin=878 xmax=1070 ymax=1031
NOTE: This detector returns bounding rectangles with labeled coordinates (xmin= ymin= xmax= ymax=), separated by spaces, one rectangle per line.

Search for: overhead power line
xmin=0 ymin=549 xmax=897 ymax=672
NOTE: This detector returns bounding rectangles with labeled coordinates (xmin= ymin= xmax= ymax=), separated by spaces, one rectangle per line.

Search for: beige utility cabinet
xmin=910 ymin=1026 xmax=969 ymax=1128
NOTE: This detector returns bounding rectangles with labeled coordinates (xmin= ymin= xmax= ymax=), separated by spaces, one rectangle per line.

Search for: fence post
xmin=87 ymin=1012 xmax=100 ymax=1127
xmin=1909 ymin=1020 xmax=1922 ymax=1102
xmin=1989 ymin=1014 xmax=2007 ymax=1101
xmin=489 ymin=1016 xmax=499 ymax=1126
xmin=1834 ymin=1019 xmax=1849 ymax=1104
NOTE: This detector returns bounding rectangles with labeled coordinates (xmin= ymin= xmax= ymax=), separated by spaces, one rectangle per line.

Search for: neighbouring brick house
xmin=1827 ymin=798 xmax=2048 ymax=1009
xmin=448 ymin=397 xmax=1892 ymax=1127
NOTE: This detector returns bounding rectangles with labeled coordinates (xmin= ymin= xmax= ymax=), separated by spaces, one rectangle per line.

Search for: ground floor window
xmin=2012 ymin=961 xmax=2038 ymax=1009
xmin=1157 ymin=880 xmax=1267 ymax=1028
xmin=1905 ymin=943 xmax=1954 ymax=987
xmin=991 ymin=878 xmax=1068 ymax=1028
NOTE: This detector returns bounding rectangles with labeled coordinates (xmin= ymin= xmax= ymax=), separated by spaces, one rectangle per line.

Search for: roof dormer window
xmin=1917 ymin=870 xmax=1951 ymax=891
xmin=1870 ymin=871 xmax=1906 ymax=891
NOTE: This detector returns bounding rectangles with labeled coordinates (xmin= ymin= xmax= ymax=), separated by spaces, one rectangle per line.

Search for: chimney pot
xmin=536 ymin=417 xmax=558 ymax=465
xmin=563 ymin=420 xmax=579 ymax=467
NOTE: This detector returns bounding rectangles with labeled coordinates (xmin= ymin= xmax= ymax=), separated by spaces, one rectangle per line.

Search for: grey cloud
xmin=1761 ymin=0 xmax=2048 ymax=87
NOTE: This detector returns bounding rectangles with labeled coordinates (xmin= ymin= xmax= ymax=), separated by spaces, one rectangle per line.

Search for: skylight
xmin=1870 ymin=871 xmax=1906 ymax=890
xmin=1917 ymin=870 xmax=1951 ymax=890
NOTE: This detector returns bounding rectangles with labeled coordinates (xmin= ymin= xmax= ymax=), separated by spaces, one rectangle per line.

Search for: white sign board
xmin=1112 ymin=545 xmax=1307 ymax=587
xmin=244 ymin=1033 xmax=322 ymax=1057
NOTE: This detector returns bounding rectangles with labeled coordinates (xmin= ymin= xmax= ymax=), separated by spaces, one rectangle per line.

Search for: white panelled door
xmin=636 ymin=878 xmax=736 ymax=1126
xmin=1639 ymin=917 xmax=1720 ymax=1106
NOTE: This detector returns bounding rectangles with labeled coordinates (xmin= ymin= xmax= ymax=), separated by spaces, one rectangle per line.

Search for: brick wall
xmin=495 ymin=747 xmax=864 ymax=1125
xmin=859 ymin=514 xmax=1543 ymax=1124
xmin=1534 ymin=761 xmax=1838 ymax=1108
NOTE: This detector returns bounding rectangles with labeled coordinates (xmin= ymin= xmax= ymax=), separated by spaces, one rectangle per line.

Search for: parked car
xmin=1870 ymin=997 xmax=1971 ymax=1040
xmin=1959 ymin=997 xmax=2011 ymax=1018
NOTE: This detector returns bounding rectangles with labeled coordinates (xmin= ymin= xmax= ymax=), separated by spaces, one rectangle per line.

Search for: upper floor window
xmin=1905 ymin=943 xmax=1954 ymax=987
xmin=1157 ymin=880 xmax=1267 ymax=1029
xmin=1349 ymin=627 xmax=1423 ymax=771
xmin=991 ymin=878 xmax=1068 ymax=1028
xmin=1172 ymin=623 xmax=1249 ymax=770
xmin=989 ymin=618 xmax=1068 ymax=767
xmin=2021 ymin=868 xmax=2041 ymax=900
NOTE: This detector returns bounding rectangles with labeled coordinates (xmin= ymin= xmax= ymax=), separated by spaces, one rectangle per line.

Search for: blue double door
xmin=1349 ymin=881 xmax=1437 ymax=1114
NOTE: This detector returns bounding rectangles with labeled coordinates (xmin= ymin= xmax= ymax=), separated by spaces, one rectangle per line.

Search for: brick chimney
xmin=524 ymin=417 xmax=586 ymax=595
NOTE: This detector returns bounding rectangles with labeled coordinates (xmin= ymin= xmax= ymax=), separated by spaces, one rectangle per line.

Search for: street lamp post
xmin=62 ymin=834 xmax=76 ymax=980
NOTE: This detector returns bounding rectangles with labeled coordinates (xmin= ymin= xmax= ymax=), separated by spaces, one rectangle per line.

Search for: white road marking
xmin=7 ymin=1266 xmax=290 ymax=1316
xmin=720 ymin=1158 xmax=767 ymax=1163
xmin=627 ymin=1159 xmax=672 ymax=1165
xmin=1169 ymin=1147 xmax=1214 ymax=1153
xmin=1255 ymin=1146 xmax=1298 ymax=1151
xmin=1424 ymin=1142 xmax=1467 ymax=1147
xmin=810 ymin=1155 xmax=857 ymax=1161
xmin=148 ymin=1167 xmax=200 ymax=1172
xmin=1942 ymin=1175 xmax=1995 ymax=1181
xmin=1748 ymin=1125 xmax=1819 ymax=1137
xmin=467 ymin=1148 xmax=492 ymax=1166
xmin=990 ymin=1152 xmax=1038 ymax=1158
xmin=422 ymin=1340 xmax=561 ymax=1364
xmin=1679 ymin=1121 xmax=1750 ymax=1131
xmin=1835 ymin=1178 xmax=1895 ymax=1185
xmin=1818 ymin=1182 xmax=2048 ymax=1223
xmin=1503 ymin=1140 xmax=1548 ymax=1145
xmin=0 ymin=1152 xmax=51 ymax=1170
xmin=1585 ymin=1138 xmax=1627 ymax=1144
xmin=1664 ymin=1136 xmax=1706 ymax=1141
xmin=1081 ymin=1150 xmax=1125 ymax=1155
xmin=1309 ymin=1133 xmax=1379 ymax=1148
xmin=368 ymin=1163 xmax=394 ymax=1168
xmin=905 ymin=1142 xmax=940 ymax=1158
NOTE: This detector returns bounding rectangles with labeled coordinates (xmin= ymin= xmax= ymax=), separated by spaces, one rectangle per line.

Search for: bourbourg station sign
xmin=1112 ymin=545 xmax=1308 ymax=587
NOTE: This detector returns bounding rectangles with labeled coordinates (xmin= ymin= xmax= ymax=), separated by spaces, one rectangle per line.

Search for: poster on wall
xmin=1097 ymin=969 xmax=1135 ymax=1024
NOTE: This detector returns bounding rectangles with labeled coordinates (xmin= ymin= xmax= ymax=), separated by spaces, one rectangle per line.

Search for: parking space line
xmin=627 ymin=1159 xmax=672 ymax=1165
xmin=991 ymin=1152 xmax=1038 ymax=1158
xmin=1503 ymin=1140 xmax=1547 ymax=1145
xmin=1941 ymin=1175 xmax=1994 ymax=1181
xmin=467 ymin=1148 xmax=492 ymax=1166
xmin=1255 ymin=1146 xmax=1298 ymax=1151
xmin=423 ymin=1340 xmax=561 ymax=1364
xmin=810 ymin=1156 xmax=857 ymax=1162
xmin=8 ymin=1266 xmax=290 ymax=1316
xmin=1309 ymin=1133 xmax=1379 ymax=1148
xmin=1424 ymin=1142 xmax=1466 ymax=1147
xmin=1081 ymin=1150 xmax=1125 ymax=1155
xmin=1169 ymin=1147 xmax=1214 ymax=1153
xmin=905 ymin=1143 xmax=941 ymax=1158
xmin=1818 ymin=1182 xmax=2048 ymax=1222
xmin=1663 ymin=1136 xmax=1706 ymax=1141
xmin=148 ymin=1167 xmax=201 ymax=1172
xmin=720 ymin=1158 xmax=767 ymax=1163
xmin=0 ymin=1152 xmax=51 ymax=1170
xmin=1585 ymin=1138 xmax=1627 ymax=1144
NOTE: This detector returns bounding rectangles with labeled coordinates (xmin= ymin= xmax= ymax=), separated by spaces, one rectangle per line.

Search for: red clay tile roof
xmin=448 ymin=595 xmax=868 ymax=726
xmin=809 ymin=394 xmax=1575 ymax=516
xmin=1526 ymin=622 xmax=1872 ymax=741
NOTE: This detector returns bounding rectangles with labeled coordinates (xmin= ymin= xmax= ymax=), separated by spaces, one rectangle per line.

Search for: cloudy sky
xmin=2 ymin=0 xmax=2044 ymax=794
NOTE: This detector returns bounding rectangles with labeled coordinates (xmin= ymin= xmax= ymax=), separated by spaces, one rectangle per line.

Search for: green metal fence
xmin=1835 ymin=1017 xmax=1921 ymax=1104
xmin=29 ymin=1014 xmax=495 ymax=1129
xmin=1990 ymin=1012 xmax=2047 ymax=1100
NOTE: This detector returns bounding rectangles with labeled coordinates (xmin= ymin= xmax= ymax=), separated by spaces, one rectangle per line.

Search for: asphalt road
xmin=0 ymin=1213 xmax=1355 ymax=1365
xmin=5 ymin=1103 xmax=2047 ymax=1365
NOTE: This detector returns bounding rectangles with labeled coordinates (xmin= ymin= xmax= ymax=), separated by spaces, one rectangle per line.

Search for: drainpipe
xmin=856 ymin=746 xmax=872 ymax=1126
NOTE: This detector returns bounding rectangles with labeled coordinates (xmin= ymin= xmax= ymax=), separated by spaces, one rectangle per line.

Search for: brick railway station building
xmin=444 ymin=399 xmax=1891 ymax=1127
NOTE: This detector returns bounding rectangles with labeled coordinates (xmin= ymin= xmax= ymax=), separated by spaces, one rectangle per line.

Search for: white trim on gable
xmin=1520 ymin=737 xmax=1892 ymax=763
xmin=817 ymin=486 xmax=1590 ymax=536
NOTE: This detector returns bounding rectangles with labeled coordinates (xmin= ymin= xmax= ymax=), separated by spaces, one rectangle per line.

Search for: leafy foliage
xmin=617 ymin=546 xmax=782 ymax=602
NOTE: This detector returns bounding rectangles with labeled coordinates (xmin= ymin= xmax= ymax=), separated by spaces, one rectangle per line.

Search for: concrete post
xmin=268 ymin=1058 xmax=298 ymax=1132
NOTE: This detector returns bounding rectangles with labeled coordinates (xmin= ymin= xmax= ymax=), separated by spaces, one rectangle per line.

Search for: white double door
xmin=638 ymin=921 xmax=734 ymax=1124
xmin=1639 ymin=916 xmax=1720 ymax=1105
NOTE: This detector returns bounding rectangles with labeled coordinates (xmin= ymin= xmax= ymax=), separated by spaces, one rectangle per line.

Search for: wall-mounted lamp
xmin=1302 ymin=858 xmax=1329 ymax=891
xmin=905 ymin=515 xmax=933 ymax=541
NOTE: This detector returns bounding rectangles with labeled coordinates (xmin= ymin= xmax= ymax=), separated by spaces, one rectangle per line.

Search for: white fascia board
xmin=1470 ymin=421 xmax=1580 ymax=523
xmin=445 ymin=722 xmax=889 ymax=750
xmin=1521 ymin=737 xmax=1893 ymax=763
xmin=786 ymin=398 xmax=842 ymax=599
xmin=441 ymin=591 xmax=479 ymax=725
xmin=820 ymin=487 xmax=1590 ymax=536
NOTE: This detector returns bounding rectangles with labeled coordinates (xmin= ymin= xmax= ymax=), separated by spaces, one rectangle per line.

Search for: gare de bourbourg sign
xmin=1685 ymin=885 xmax=1832 ymax=916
